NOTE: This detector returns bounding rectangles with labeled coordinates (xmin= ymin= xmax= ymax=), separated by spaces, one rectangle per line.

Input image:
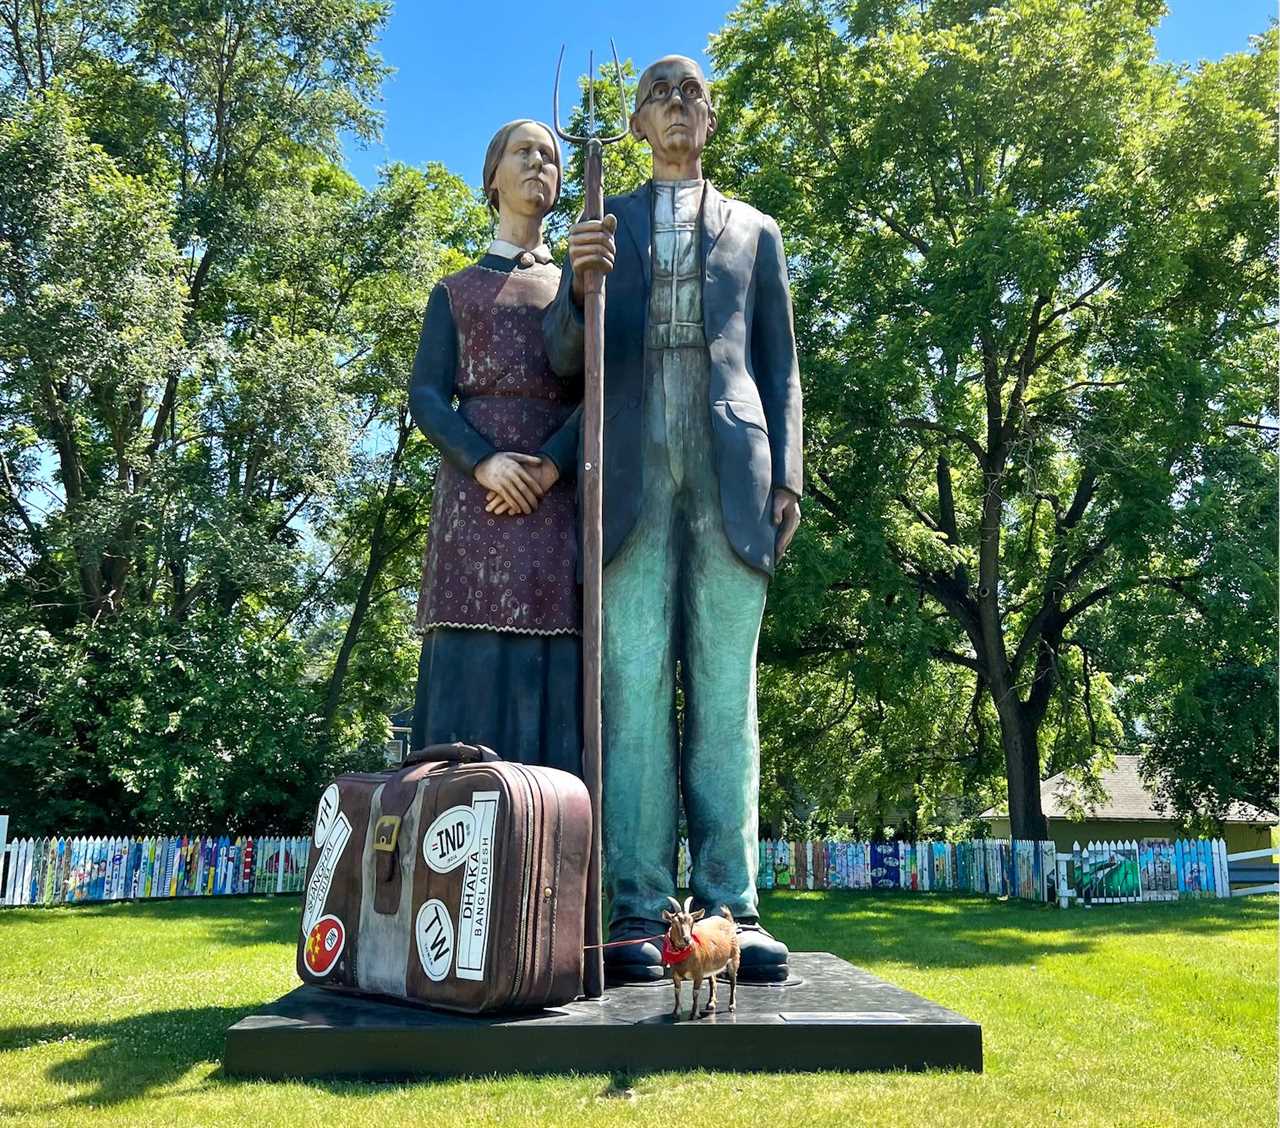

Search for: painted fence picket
xmin=0 ymin=819 xmax=1243 ymax=911
xmin=1193 ymin=837 xmax=1207 ymax=897
xmin=26 ymin=838 xmax=38 ymax=905
xmin=13 ymin=838 xmax=28 ymax=905
xmin=1213 ymin=838 xmax=1229 ymax=899
xmin=0 ymin=829 xmax=305 ymax=906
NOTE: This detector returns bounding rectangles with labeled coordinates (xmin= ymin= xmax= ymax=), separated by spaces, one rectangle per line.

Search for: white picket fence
xmin=0 ymin=816 xmax=308 ymax=906
xmin=673 ymin=835 xmax=1276 ymax=906
xmin=2 ymin=815 xmax=1272 ymax=910
xmin=724 ymin=838 xmax=1059 ymax=900
xmin=1057 ymin=837 xmax=1279 ymax=906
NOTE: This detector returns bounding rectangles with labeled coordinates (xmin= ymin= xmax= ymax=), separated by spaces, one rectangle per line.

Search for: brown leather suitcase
xmin=296 ymin=743 xmax=591 ymax=1013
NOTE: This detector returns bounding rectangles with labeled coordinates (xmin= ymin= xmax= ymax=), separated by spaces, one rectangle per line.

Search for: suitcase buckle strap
xmin=373 ymin=815 xmax=401 ymax=854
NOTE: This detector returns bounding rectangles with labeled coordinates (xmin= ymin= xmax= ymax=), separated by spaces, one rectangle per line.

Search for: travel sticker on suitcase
xmin=302 ymin=783 xmax=352 ymax=940
xmin=417 ymin=791 xmax=499 ymax=981
xmin=298 ymin=747 xmax=591 ymax=1014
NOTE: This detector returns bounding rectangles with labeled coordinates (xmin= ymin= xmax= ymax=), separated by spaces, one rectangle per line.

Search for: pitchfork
xmin=553 ymin=42 xmax=628 ymax=1000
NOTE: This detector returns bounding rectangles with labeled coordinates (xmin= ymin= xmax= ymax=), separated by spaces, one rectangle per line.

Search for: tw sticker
xmin=416 ymin=898 xmax=454 ymax=982
xmin=313 ymin=783 xmax=341 ymax=848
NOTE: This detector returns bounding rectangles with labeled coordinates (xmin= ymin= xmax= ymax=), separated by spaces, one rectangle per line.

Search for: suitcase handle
xmin=370 ymin=743 xmax=500 ymax=915
xmin=404 ymin=742 xmax=500 ymax=767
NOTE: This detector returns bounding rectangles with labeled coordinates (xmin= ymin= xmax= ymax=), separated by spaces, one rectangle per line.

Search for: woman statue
xmin=407 ymin=119 xmax=581 ymax=774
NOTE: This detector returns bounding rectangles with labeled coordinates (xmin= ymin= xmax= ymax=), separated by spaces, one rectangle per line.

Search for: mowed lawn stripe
xmin=0 ymin=891 xmax=1272 ymax=1127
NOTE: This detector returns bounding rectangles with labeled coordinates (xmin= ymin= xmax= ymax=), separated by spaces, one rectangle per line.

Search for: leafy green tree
xmin=0 ymin=0 xmax=391 ymax=617
xmin=311 ymin=162 xmax=487 ymax=742
xmin=0 ymin=602 xmax=337 ymax=833
xmin=709 ymin=0 xmax=1277 ymax=837
xmin=0 ymin=1 xmax=486 ymax=831
xmin=1118 ymin=433 xmax=1278 ymax=821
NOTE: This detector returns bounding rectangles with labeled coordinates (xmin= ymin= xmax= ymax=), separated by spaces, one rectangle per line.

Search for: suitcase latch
xmin=373 ymin=815 xmax=401 ymax=853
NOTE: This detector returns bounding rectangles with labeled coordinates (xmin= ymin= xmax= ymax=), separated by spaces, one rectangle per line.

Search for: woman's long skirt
xmin=410 ymin=626 xmax=583 ymax=778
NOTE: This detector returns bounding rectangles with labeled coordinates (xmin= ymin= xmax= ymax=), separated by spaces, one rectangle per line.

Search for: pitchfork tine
xmin=587 ymin=50 xmax=596 ymax=135
xmin=610 ymin=38 xmax=627 ymax=135
xmin=552 ymin=44 xmax=577 ymax=143
xmin=552 ymin=42 xmax=630 ymax=144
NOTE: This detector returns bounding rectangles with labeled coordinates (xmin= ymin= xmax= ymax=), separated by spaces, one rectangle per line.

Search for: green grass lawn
xmin=0 ymin=891 xmax=1273 ymax=1127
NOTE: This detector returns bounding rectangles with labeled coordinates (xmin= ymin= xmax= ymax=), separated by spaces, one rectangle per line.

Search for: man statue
xmin=543 ymin=54 xmax=802 ymax=983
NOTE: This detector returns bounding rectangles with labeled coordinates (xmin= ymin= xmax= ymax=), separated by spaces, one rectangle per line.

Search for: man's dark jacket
xmin=543 ymin=179 xmax=803 ymax=576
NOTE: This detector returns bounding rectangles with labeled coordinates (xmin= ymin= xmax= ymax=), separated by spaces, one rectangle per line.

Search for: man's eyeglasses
xmin=638 ymin=77 xmax=708 ymax=110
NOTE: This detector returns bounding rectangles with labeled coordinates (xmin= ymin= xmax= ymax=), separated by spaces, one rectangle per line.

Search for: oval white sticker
xmin=313 ymin=783 xmax=341 ymax=848
xmin=422 ymin=806 xmax=478 ymax=874
xmin=416 ymin=898 xmax=454 ymax=982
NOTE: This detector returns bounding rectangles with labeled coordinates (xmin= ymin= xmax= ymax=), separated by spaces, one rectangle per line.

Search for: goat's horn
xmin=683 ymin=896 xmax=693 ymax=913
xmin=666 ymin=896 xmax=682 ymax=912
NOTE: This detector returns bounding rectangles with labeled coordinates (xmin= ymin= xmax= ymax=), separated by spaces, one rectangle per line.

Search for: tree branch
xmin=898 ymin=418 xmax=986 ymax=464
xmin=931 ymin=647 xmax=982 ymax=673
xmin=1062 ymin=574 xmax=1203 ymax=623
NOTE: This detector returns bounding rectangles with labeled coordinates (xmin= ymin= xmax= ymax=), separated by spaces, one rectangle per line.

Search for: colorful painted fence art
xmin=675 ymin=838 xmax=1059 ymax=901
xmin=0 ymin=831 xmax=308 ymax=907
xmin=1071 ymin=838 xmax=1233 ymax=904
xmin=672 ymin=836 xmax=1262 ymax=906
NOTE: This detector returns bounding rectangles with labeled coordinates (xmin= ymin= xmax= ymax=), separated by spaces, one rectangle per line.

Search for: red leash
xmin=583 ymin=932 xmax=666 ymax=950
xmin=581 ymin=932 xmax=701 ymax=967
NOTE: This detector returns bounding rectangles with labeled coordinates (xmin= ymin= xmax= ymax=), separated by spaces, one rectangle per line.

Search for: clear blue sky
xmin=342 ymin=1 xmax=1276 ymax=191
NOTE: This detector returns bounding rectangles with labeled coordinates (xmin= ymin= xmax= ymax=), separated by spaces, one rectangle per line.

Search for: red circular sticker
xmin=303 ymin=914 xmax=345 ymax=977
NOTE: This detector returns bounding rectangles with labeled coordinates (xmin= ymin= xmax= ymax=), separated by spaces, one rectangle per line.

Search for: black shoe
xmin=734 ymin=916 xmax=790 ymax=983
xmin=603 ymin=918 xmax=666 ymax=984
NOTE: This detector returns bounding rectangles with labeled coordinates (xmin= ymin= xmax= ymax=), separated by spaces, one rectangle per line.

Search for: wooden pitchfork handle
xmin=554 ymin=41 xmax=627 ymax=1001
xmin=579 ymin=135 xmax=606 ymax=1000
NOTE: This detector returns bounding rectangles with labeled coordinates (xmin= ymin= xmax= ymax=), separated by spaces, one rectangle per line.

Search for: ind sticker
xmin=303 ymin=806 xmax=352 ymax=936
xmin=423 ymin=804 xmax=478 ymax=874
xmin=454 ymin=791 xmax=499 ymax=981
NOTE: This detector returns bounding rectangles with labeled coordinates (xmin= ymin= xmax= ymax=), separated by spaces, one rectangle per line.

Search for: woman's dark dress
xmin=407 ymin=251 xmax=582 ymax=775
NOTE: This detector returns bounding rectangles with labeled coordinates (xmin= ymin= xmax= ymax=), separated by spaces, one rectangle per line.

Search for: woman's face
xmin=492 ymin=122 xmax=559 ymax=219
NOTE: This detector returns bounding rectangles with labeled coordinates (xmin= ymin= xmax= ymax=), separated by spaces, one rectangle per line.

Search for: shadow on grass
xmin=758 ymin=889 xmax=1277 ymax=969
xmin=0 ymin=891 xmax=1270 ymax=1110
xmin=0 ymin=894 xmax=300 ymax=947
xmin=0 ymin=1005 xmax=245 ymax=1116
xmin=0 ymin=1002 xmax=624 ymax=1111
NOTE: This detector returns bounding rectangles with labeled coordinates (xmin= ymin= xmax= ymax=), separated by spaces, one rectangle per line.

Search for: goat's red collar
xmin=661 ymin=934 xmax=700 ymax=966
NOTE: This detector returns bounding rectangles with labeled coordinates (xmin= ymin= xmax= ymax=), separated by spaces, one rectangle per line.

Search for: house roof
xmin=980 ymin=755 xmax=1274 ymax=824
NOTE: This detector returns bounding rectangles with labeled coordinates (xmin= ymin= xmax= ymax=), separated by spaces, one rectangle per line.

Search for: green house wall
xmin=982 ymin=817 xmax=1276 ymax=856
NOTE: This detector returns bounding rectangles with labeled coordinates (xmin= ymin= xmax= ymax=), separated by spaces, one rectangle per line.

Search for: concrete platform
xmin=223 ymin=952 xmax=982 ymax=1078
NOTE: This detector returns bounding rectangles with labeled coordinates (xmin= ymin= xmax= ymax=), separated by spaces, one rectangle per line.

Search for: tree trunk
xmin=321 ymin=422 xmax=410 ymax=732
xmin=992 ymin=694 xmax=1049 ymax=840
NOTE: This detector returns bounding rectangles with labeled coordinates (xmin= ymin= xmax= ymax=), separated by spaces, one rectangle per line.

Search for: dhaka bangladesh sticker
xmin=454 ymin=791 xmax=499 ymax=982
xmin=303 ymin=914 xmax=345 ymax=977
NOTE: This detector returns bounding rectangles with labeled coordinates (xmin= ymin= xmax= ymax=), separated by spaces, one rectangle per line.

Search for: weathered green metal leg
xmin=601 ymin=470 xmax=679 ymax=929
xmin=679 ymin=466 xmax=768 ymax=921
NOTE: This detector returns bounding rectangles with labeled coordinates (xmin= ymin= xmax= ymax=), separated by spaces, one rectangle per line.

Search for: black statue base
xmin=223 ymin=952 xmax=981 ymax=1078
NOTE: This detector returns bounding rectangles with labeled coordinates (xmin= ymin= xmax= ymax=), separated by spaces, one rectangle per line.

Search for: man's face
xmin=492 ymin=122 xmax=559 ymax=218
xmin=630 ymin=58 xmax=716 ymax=165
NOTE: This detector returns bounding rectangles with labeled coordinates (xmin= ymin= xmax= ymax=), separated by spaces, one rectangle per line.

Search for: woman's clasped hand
xmin=477 ymin=451 xmax=560 ymax=515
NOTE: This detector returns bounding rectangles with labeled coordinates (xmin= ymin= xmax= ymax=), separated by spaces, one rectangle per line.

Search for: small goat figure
xmin=660 ymin=895 xmax=741 ymax=1021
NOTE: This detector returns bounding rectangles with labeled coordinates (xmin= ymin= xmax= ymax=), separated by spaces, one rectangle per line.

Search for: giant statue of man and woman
xmin=407 ymin=56 xmax=803 ymax=985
